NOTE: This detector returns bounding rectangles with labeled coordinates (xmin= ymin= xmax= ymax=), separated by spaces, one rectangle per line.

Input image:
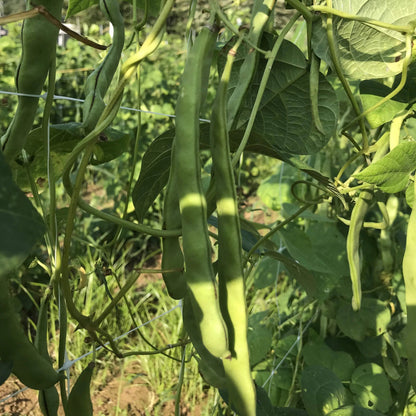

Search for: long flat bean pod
xmin=210 ymin=40 xmax=256 ymax=416
xmin=1 ymin=0 xmax=64 ymax=162
xmin=161 ymin=142 xmax=186 ymax=299
xmin=403 ymin=179 xmax=416 ymax=391
xmin=82 ymin=0 xmax=125 ymax=133
xmin=0 ymin=277 xmax=61 ymax=389
xmin=174 ymin=23 xmax=229 ymax=359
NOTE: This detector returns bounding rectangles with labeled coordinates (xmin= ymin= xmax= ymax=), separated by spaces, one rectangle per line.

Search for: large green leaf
xmin=10 ymin=123 xmax=130 ymax=192
xmin=301 ymin=365 xmax=348 ymax=416
xmin=66 ymin=0 xmax=98 ymax=18
xmin=0 ymin=153 xmax=45 ymax=275
xmin=302 ymin=340 xmax=355 ymax=382
xmin=278 ymin=222 xmax=348 ymax=276
xmin=336 ymin=298 xmax=391 ymax=342
xmin=350 ymin=363 xmax=393 ymax=413
xmin=354 ymin=141 xmax=416 ymax=193
xmin=232 ymin=35 xmax=338 ymax=155
xmin=313 ymin=0 xmax=416 ymax=80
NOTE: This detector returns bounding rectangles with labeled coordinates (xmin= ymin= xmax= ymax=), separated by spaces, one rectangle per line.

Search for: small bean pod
xmin=1 ymin=0 xmax=64 ymax=162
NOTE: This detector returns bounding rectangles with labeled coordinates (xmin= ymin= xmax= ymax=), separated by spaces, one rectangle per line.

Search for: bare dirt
xmin=0 ymin=360 xmax=207 ymax=416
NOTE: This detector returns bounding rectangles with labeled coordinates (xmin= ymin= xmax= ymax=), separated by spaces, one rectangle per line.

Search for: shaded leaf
xmin=66 ymin=0 xmax=98 ymax=18
xmin=327 ymin=405 xmax=385 ymax=415
xmin=350 ymin=363 xmax=393 ymax=413
xmin=336 ymin=298 xmax=391 ymax=342
xmin=234 ymin=36 xmax=338 ymax=155
xmin=301 ymin=365 xmax=348 ymax=416
xmin=0 ymin=361 xmax=13 ymax=386
xmin=0 ymin=153 xmax=45 ymax=275
xmin=303 ymin=340 xmax=355 ymax=381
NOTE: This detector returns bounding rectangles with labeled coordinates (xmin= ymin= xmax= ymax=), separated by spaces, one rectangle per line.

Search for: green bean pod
xmin=161 ymin=142 xmax=186 ymax=299
xmin=35 ymin=298 xmax=60 ymax=416
xmin=0 ymin=277 xmax=61 ymax=390
xmin=346 ymin=188 xmax=372 ymax=311
xmin=174 ymin=23 xmax=229 ymax=359
xmin=210 ymin=41 xmax=256 ymax=416
xmin=403 ymin=178 xmax=416 ymax=390
xmin=82 ymin=0 xmax=125 ymax=132
xmin=66 ymin=362 xmax=95 ymax=416
xmin=1 ymin=0 xmax=64 ymax=162
xmin=347 ymin=133 xmax=389 ymax=311
xmin=182 ymin=293 xmax=227 ymax=389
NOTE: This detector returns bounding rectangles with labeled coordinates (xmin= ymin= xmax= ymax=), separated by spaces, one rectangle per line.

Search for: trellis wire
xmin=0 ymin=90 xmax=211 ymax=122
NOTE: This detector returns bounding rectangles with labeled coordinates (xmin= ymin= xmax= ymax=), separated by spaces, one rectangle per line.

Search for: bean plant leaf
xmin=278 ymin=222 xmax=348 ymax=277
xmin=312 ymin=0 xmax=416 ymax=80
xmin=354 ymin=141 xmax=416 ymax=193
xmin=302 ymin=340 xmax=355 ymax=381
xmin=66 ymin=0 xmax=98 ymax=18
xmin=336 ymin=298 xmax=391 ymax=342
xmin=0 ymin=153 xmax=45 ymax=275
xmin=273 ymin=409 xmax=308 ymax=416
xmin=132 ymin=129 xmax=173 ymax=222
xmin=264 ymin=250 xmax=318 ymax=298
xmin=301 ymin=365 xmax=348 ymax=416
xmin=10 ymin=123 xmax=130 ymax=192
xmin=327 ymin=405 xmax=385 ymax=415
xmin=254 ymin=366 xmax=293 ymax=407
xmin=359 ymin=64 xmax=416 ymax=127
xmin=230 ymin=35 xmax=338 ymax=155
xmin=350 ymin=363 xmax=393 ymax=413
xmin=247 ymin=313 xmax=273 ymax=366
xmin=0 ymin=361 xmax=13 ymax=386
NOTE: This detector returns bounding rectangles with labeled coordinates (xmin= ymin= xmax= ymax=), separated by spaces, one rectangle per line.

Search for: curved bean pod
xmin=161 ymin=142 xmax=186 ymax=299
xmin=0 ymin=277 xmax=61 ymax=390
xmin=1 ymin=0 xmax=64 ymax=162
xmin=174 ymin=23 xmax=229 ymax=359
xmin=210 ymin=40 xmax=256 ymax=416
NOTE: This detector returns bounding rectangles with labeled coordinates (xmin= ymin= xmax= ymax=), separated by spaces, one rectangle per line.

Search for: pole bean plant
xmin=1 ymin=0 xmax=416 ymax=415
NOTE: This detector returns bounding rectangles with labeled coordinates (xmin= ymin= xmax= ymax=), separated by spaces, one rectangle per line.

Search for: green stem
xmin=243 ymin=203 xmax=314 ymax=267
xmin=175 ymin=344 xmax=187 ymax=416
xmin=325 ymin=0 xmax=369 ymax=151
xmin=286 ymin=0 xmax=314 ymax=20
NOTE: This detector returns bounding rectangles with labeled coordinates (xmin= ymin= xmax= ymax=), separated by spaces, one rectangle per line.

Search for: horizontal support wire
xmin=0 ymin=90 xmax=211 ymax=122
